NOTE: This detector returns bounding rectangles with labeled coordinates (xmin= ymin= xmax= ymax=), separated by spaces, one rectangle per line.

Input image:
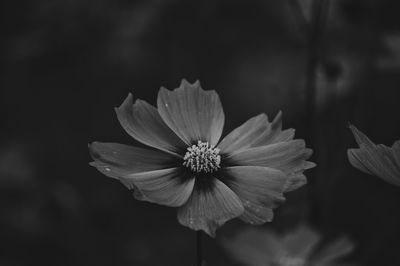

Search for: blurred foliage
xmin=1 ymin=0 xmax=400 ymax=265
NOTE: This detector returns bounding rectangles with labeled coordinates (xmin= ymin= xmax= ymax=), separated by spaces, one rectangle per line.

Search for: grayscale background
xmin=1 ymin=0 xmax=400 ymax=265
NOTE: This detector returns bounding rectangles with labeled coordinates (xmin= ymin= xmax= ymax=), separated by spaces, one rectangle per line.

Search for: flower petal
xmin=228 ymin=140 xmax=314 ymax=175
xmin=217 ymin=114 xmax=270 ymax=154
xmin=223 ymin=166 xmax=287 ymax=224
xmin=157 ymin=79 xmax=225 ymax=147
xmin=88 ymin=142 xmax=179 ymax=198
xmin=348 ymin=125 xmax=400 ymax=186
xmin=218 ymin=112 xmax=295 ymax=154
xmin=121 ymin=168 xmax=195 ymax=207
xmin=393 ymin=140 xmax=400 ymax=164
xmin=115 ymin=94 xmax=186 ymax=154
xmin=89 ymin=142 xmax=177 ymax=176
xmin=251 ymin=111 xmax=295 ymax=147
xmin=177 ymin=178 xmax=244 ymax=237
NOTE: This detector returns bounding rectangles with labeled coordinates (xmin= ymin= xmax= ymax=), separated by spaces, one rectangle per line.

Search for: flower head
xmin=89 ymin=80 xmax=315 ymax=237
xmin=223 ymin=226 xmax=354 ymax=266
xmin=347 ymin=124 xmax=400 ymax=186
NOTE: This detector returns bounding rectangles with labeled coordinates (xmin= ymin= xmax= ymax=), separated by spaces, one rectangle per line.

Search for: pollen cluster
xmin=183 ymin=140 xmax=221 ymax=173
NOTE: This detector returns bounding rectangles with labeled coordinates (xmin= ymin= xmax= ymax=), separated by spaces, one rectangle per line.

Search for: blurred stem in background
xmin=305 ymin=0 xmax=329 ymax=226
xmin=197 ymin=230 xmax=203 ymax=266
xmin=288 ymin=0 xmax=330 ymax=226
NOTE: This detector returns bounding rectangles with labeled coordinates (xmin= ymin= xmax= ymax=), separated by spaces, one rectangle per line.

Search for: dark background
xmin=2 ymin=0 xmax=400 ymax=265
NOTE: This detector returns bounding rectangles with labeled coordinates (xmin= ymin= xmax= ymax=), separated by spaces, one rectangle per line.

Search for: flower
xmin=89 ymin=80 xmax=315 ymax=237
xmin=347 ymin=124 xmax=400 ymax=186
xmin=223 ymin=226 xmax=354 ymax=266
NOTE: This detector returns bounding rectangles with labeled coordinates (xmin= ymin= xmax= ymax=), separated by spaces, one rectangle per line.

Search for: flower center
xmin=183 ymin=140 xmax=221 ymax=173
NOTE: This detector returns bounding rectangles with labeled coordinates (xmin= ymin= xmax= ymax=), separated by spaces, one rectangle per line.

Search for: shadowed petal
xmin=218 ymin=112 xmax=295 ymax=154
xmin=157 ymin=80 xmax=225 ymax=147
xmin=121 ymin=168 xmax=195 ymax=207
xmin=89 ymin=142 xmax=177 ymax=177
xmin=228 ymin=140 xmax=314 ymax=175
xmin=115 ymin=94 xmax=186 ymax=154
xmin=348 ymin=125 xmax=400 ymax=186
xmin=88 ymin=142 xmax=179 ymax=198
xmin=223 ymin=166 xmax=287 ymax=224
xmin=177 ymin=178 xmax=244 ymax=237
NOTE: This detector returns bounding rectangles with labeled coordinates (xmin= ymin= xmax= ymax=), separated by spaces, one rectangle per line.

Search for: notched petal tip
xmin=157 ymin=80 xmax=225 ymax=146
xmin=180 ymin=78 xmax=201 ymax=89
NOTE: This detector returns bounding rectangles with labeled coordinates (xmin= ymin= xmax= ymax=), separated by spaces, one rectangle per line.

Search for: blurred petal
xmin=88 ymin=142 xmax=176 ymax=178
xmin=115 ymin=93 xmax=186 ymax=154
xmin=122 ymin=168 xmax=195 ymax=207
xmin=282 ymin=226 xmax=320 ymax=259
xmin=312 ymin=237 xmax=354 ymax=264
xmin=223 ymin=228 xmax=282 ymax=266
xmin=218 ymin=112 xmax=295 ymax=154
xmin=228 ymin=140 xmax=314 ymax=175
xmin=348 ymin=125 xmax=400 ymax=186
xmin=177 ymin=178 xmax=244 ymax=237
xmin=157 ymin=79 xmax=225 ymax=147
xmin=224 ymin=166 xmax=287 ymax=224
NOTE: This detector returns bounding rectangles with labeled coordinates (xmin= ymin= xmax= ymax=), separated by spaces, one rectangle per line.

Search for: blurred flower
xmin=89 ymin=80 xmax=315 ymax=236
xmin=223 ymin=226 xmax=354 ymax=266
xmin=348 ymin=124 xmax=400 ymax=186
xmin=377 ymin=34 xmax=400 ymax=70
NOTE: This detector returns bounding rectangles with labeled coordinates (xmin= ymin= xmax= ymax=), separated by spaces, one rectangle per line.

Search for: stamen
xmin=183 ymin=140 xmax=221 ymax=173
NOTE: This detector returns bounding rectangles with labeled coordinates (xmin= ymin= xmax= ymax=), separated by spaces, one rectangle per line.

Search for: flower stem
xmin=304 ymin=0 xmax=330 ymax=225
xmin=196 ymin=230 xmax=203 ymax=266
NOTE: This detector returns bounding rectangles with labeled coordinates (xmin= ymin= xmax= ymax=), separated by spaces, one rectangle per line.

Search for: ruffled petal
xmin=217 ymin=114 xmax=270 ymax=154
xmin=218 ymin=112 xmax=295 ymax=154
xmin=348 ymin=125 xmax=400 ymax=186
xmin=121 ymin=168 xmax=195 ymax=207
xmin=251 ymin=111 xmax=295 ymax=147
xmin=284 ymin=162 xmax=316 ymax=192
xmin=223 ymin=166 xmax=287 ymax=224
xmin=115 ymin=94 xmax=186 ymax=154
xmin=177 ymin=178 xmax=244 ymax=237
xmin=89 ymin=142 xmax=177 ymax=177
xmin=157 ymin=79 xmax=225 ymax=147
xmin=227 ymin=140 xmax=314 ymax=175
